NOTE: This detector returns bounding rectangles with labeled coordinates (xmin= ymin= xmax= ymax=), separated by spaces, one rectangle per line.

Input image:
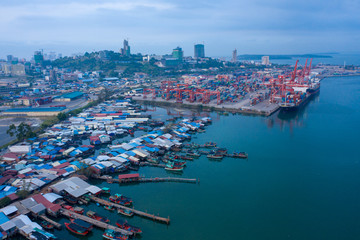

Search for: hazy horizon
xmin=1 ymin=0 xmax=359 ymax=59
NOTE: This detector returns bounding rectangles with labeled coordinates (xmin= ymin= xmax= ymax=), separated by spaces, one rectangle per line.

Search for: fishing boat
xmin=214 ymin=148 xmax=228 ymax=155
xmin=62 ymin=205 xmax=74 ymax=211
xmin=87 ymin=210 xmax=110 ymax=223
xmin=102 ymin=187 xmax=111 ymax=194
xmin=190 ymin=143 xmax=201 ymax=149
xmin=186 ymin=151 xmax=200 ymax=158
xmin=103 ymin=229 xmax=129 ymax=240
xmin=73 ymin=207 xmax=84 ymax=214
xmin=109 ymin=194 xmax=133 ymax=206
xmin=117 ymin=208 xmax=134 ymax=217
xmin=65 ymin=222 xmax=90 ymax=236
xmin=207 ymin=154 xmax=224 ymax=160
xmin=229 ymin=152 xmax=248 ymax=158
xmin=104 ymin=205 xmax=115 ymax=211
xmin=165 ymin=162 xmax=184 ymax=172
xmin=40 ymin=221 xmax=54 ymax=230
xmin=203 ymin=142 xmax=217 ymax=148
xmin=116 ymin=219 xmax=142 ymax=234
xmin=64 ymin=195 xmax=78 ymax=204
xmin=198 ymin=150 xmax=210 ymax=155
xmin=71 ymin=218 xmax=93 ymax=231
xmin=147 ymin=157 xmax=159 ymax=164
xmin=180 ymin=155 xmax=193 ymax=161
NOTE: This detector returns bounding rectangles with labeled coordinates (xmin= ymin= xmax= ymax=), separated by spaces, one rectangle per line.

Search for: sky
xmin=0 ymin=0 xmax=359 ymax=59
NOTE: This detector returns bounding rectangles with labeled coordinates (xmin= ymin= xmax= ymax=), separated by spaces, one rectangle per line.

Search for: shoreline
xmin=133 ymin=98 xmax=280 ymax=117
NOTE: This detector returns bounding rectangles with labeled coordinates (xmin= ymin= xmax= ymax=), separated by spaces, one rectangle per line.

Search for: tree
xmin=57 ymin=112 xmax=67 ymax=121
xmin=6 ymin=122 xmax=36 ymax=141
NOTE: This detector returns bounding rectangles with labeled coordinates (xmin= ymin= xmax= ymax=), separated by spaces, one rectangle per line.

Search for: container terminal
xmin=131 ymin=59 xmax=320 ymax=116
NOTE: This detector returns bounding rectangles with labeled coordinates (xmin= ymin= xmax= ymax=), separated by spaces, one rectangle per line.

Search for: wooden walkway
xmin=88 ymin=195 xmax=170 ymax=224
xmin=61 ymin=208 xmax=133 ymax=236
xmin=97 ymin=175 xmax=198 ymax=184
xmin=39 ymin=214 xmax=62 ymax=229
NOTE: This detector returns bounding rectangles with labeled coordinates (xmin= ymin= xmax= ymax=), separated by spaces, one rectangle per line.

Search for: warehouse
xmin=2 ymin=107 xmax=66 ymax=117
xmin=53 ymin=91 xmax=83 ymax=102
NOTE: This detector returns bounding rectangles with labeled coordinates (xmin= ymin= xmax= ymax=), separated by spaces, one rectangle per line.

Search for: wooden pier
xmin=39 ymin=214 xmax=62 ymax=229
xmin=140 ymin=162 xmax=166 ymax=168
xmin=88 ymin=195 xmax=170 ymax=224
xmin=96 ymin=175 xmax=198 ymax=184
xmin=61 ymin=208 xmax=133 ymax=236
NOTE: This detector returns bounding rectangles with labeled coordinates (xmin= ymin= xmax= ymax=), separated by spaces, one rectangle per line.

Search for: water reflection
xmin=266 ymin=92 xmax=320 ymax=132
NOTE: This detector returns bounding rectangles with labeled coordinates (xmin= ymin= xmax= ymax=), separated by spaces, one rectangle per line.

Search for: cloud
xmin=0 ymin=0 xmax=359 ymax=58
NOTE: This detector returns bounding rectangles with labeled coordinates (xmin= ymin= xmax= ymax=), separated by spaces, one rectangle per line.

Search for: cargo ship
xmin=279 ymin=81 xmax=320 ymax=111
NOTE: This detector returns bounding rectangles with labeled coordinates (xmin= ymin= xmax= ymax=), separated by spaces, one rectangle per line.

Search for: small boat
xmin=190 ymin=143 xmax=201 ymax=149
xmin=62 ymin=205 xmax=74 ymax=211
xmin=102 ymin=187 xmax=111 ymax=194
xmin=186 ymin=151 xmax=200 ymax=158
xmin=117 ymin=208 xmax=134 ymax=217
xmin=71 ymin=218 xmax=93 ymax=231
xmin=64 ymin=195 xmax=78 ymax=204
xmin=203 ymin=142 xmax=217 ymax=148
xmin=229 ymin=152 xmax=248 ymax=158
xmin=109 ymin=194 xmax=133 ymax=206
xmin=198 ymin=150 xmax=210 ymax=155
xmin=147 ymin=157 xmax=159 ymax=164
xmin=87 ymin=210 xmax=110 ymax=223
xmin=180 ymin=155 xmax=193 ymax=161
xmin=105 ymin=205 xmax=115 ymax=211
xmin=165 ymin=162 xmax=183 ymax=172
xmin=65 ymin=222 xmax=90 ymax=236
xmin=207 ymin=154 xmax=224 ymax=160
xmin=73 ymin=207 xmax=84 ymax=214
xmin=40 ymin=221 xmax=54 ymax=230
xmin=103 ymin=229 xmax=129 ymax=240
xmin=116 ymin=219 xmax=142 ymax=234
xmin=214 ymin=148 xmax=228 ymax=154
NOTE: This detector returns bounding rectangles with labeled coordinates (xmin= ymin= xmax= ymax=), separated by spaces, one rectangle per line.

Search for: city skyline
xmin=0 ymin=0 xmax=359 ymax=59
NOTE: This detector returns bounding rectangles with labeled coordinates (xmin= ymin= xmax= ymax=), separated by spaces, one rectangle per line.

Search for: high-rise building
xmin=7 ymin=55 xmax=13 ymax=63
xmin=34 ymin=51 xmax=44 ymax=65
xmin=172 ymin=47 xmax=183 ymax=61
xmin=120 ymin=39 xmax=131 ymax=57
xmin=194 ymin=44 xmax=205 ymax=58
xmin=232 ymin=49 xmax=237 ymax=63
xmin=262 ymin=56 xmax=270 ymax=65
xmin=11 ymin=64 xmax=25 ymax=76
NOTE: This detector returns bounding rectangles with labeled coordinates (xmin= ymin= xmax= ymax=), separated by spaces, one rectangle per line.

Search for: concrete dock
xmin=61 ymin=208 xmax=133 ymax=236
xmin=88 ymin=195 xmax=170 ymax=224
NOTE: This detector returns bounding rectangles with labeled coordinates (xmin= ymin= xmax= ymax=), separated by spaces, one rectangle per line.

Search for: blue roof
xmin=0 ymin=212 xmax=9 ymax=225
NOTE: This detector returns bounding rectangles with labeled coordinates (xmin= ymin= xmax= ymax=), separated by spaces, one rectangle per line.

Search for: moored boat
xmin=102 ymin=187 xmax=111 ymax=194
xmin=165 ymin=162 xmax=184 ymax=172
xmin=103 ymin=229 xmax=129 ymax=240
xmin=116 ymin=219 xmax=142 ymax=234
xmin=104 ymin=205 xmax=115 ymax=211
xmin=207 ymin=154 xmax=224 ymax=160
xmin=203 ymin=142 xmax=217 ymax=148
xmin=40 ymin=221 xmax=54 ymax=230
xmin=73 ymin=207 xmax=84 ymax=214
xmin=87 ymin=210 xmax=110 ymax=223
xmin=71 ymin=218 xmax=93 ymax=231
xmin=229 ymin=152 xmax=248 ymax=158
xmin=65 ymin=222 xmax=90 ymax=236
xmin=109 ymin=194 xmax=133 ymax=206
xmin=117 ymin=208 xmax=134 ymax=217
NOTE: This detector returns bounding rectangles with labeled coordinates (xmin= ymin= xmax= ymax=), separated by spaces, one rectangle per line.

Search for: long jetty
xmin=88 ymin=195 xmax=170 ymax=224
xmin=61 ymin=208 xmax=133 ymax=236
xmin=39 ymin=214 xmax=62 ymax=229
xmin=96 ymin=175 xmax=198 ymax=184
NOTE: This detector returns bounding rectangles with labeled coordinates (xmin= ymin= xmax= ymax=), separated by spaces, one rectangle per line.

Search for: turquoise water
xmin=53 ymin=76 xmax=360 ymax=240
